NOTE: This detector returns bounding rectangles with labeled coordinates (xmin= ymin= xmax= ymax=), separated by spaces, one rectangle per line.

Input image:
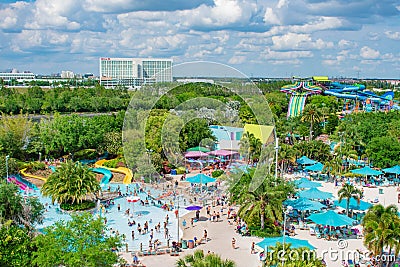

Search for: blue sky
xmin=0 ymin=0 xmax=399 ymax=78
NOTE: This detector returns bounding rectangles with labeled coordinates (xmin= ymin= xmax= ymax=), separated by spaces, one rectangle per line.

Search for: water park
xmin=1 ymin=80 xmax=400 ymax=267
xmin=281 ymin=76 xmax=399 ymax=117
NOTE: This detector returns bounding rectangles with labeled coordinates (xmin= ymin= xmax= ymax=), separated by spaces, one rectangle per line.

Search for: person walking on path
xmin=204 ymin=229 xmax=208 ymax=242
xmin=251 ymin=241 xmax=255 ymax=254
xmin=232 ymin=237 xmax=236 ymax=249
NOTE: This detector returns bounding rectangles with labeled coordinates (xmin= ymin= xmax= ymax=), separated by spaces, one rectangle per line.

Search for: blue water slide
xmin=324 ymin=90 xmax=367 ymax=100
xmin=49 ymin=165 xmax=112 ymax=186
xmin=90 ymin=167 xmax=113 ymax=186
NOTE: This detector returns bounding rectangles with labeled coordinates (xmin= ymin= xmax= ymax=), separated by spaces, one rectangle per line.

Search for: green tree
xmin=0 ymin=113 xmax=33 ymax=159
xmin=338 ymin=183 xmax=363 ymax=217
xmin=176 ymin=249 xmax=235 ymax=267
xmin=365 ymin=136 xmax=400 ymax=168
xmin=362 ymin=205 xmax=400 ymax=267
xmin=0 ymin=220 xmax=36 ymax=267
xmin=33 ymin=212 xmax=123 ymax=267
xmin=301 ymin=104 xmax=323 ymax=140
xmin=41 ymin=160 xmax=100 ymax=206
xmin=229 ymin=170 xmax=295 ymax=230
xmin=0 ymin=182 xmax=44 ymax=230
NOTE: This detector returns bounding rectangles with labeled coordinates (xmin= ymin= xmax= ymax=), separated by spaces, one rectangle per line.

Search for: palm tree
xmin=278 ymin=144 xmax=297 ymax=177
xmin=176 ymin=250 xmax=235 ymax=267
xmin=323 ymin=156 xmax=342 ymax=181
xmin=301 ymin=104 xmax=323 ymax=140
xmin=338 ymin=183 xmax=363 ymax=217
xmin=231 ymin=172 xmax=295 ymax=230
xmin=41 ymin=160 xmax=100 ymax=205
xmin=362 ymin=205 xmax=400 ymax=267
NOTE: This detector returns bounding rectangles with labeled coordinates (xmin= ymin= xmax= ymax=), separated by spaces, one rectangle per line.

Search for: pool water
xmin=27 ymin=183 xmax=189 ymax=251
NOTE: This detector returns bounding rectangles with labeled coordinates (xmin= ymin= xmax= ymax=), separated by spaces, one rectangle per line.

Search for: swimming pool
xmin=28 ymin=182 xmax=189 ymax=251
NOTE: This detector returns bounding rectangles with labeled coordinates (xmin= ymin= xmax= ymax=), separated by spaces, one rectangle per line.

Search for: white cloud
xmin=261 ymin=48 xmax=313 ymax=60
xmin=360 ymin=46 xmax=380 ymax=59
xmin=25 ymin=0 xmax=82 ymax=30
xmin=263 ymin=8 xmax=280 ymax=25
xmin=384 ymin=31 xmax=400 ymax=40
xmin=272 ymin=33 xmax=333 ymax=50
xmin=228 ymin=55 xmax=246 ymax=64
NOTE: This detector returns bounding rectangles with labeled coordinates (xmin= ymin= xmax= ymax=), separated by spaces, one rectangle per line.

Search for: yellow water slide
xmin=95 ymin=159 xmax=133 ymax=184
xmin=20 ymin=168 xmax=47 ymax=181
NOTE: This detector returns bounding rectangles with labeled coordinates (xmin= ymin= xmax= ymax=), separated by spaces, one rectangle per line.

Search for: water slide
xmin=95 ymin=159 xmax=133 ymax=184
xmin=90 ymin=167 xmax=113 ymax=186
xmin=7 ymin=174 xmax=38 ymax=191
xmin=20 ymin=168 xmax=47 ymax=181
xmin=22 ymin=164 xmax=114 ymax=186
xmin=282 ymin=81 xmax=322 ymax=117
xmin=287 ymin=93 xmax=307 ymax=117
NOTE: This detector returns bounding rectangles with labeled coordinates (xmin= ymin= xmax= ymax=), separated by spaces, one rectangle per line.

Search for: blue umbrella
xmin=304 ymin=162 xmax=324 ymax=172
xmin=382 ymin=165 xmax=400 ymax=176
xmin=296 ymin=156 xmax=317 ymax=165
xmin=295 ymin=178 xmax=322 ymax=188
xmin=351 ymin=166 xmax=382 ymax=176
xmin=284 ymin=198 xmax=326 ymax=211
xmin=256 ymin=236 xmax=315 ymax=250
xmin=186 ymin=173 xmax=216 ymax=184
xmin=307 ymin=210 xmax=355 ymax=227
xmin=298 ymin=187 xmax=333 ymax=199
xmin=334 ymin=198 xmax=372 ymax=211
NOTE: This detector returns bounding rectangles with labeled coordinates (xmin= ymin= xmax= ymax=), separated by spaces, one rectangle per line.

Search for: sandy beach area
xmin=134 ymin=175 xmax=400 ymax=267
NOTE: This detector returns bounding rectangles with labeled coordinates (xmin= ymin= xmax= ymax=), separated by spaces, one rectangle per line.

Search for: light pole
xmin=275 ymin=137 xmax=279 ymax=179
xmin=38 ymin=152 xmax=42 ymax=162
xmin=282 ymin=205 xmax=293 ymax=267
xmin=175 ymin=194 xmax=180 ymax=251
xmin=5 ymin=155 xmax=10 ymax=179
xmin=196 ymin=160 xmax=204 ymax=194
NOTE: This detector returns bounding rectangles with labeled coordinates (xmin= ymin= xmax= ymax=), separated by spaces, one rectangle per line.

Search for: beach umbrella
xmin=382 ymin=165 xmax=400 ymax=175
xmin=186 ymin=173 xmax=216 ymax=184
xmin=296 ymin=156 xmax=317 ymax=165
xmin=186 ymin=146 xmax=210 ymax=152
xmin=185 ymin=205 xmax=203 ymax=211
xmin=298 ymin=187 xmax=333 ymax=199
xmin=307 ymin=210 xmax=355 ymax=227
xmin=185 ymin=151 xmax=209 ymax=158
xmin=351 ymin=166 xmax=383 ymax=176
xmin=295 ymin=178 xmax=322 ymax=188
xmin=304 ymin=162 xmax=324 ymax=172
xmin=256 ymin=236 xmax=315 ymax=250
xmin=284 ymin=198 xmax=326 ymax=211
xmin=334 ymin=197 xmax=372 ymax=211
xmin=382 ymin=165 xmax=400 ymax=180
xmin=126 ymin=196 xmax=140 ymax=203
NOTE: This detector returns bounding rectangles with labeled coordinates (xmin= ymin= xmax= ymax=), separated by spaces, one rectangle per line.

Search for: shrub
xmin=25 ymin=161 xmax=47 ymax=172
xmin=74 ymin=149 xmax=98 ymax=161
xmin=60 ymin=200 xmax=96 ymax=211
xmin=176 ymin=167 xmax=186 ymax=175
xmin=211 ymin=169 xmax=224 ymax=178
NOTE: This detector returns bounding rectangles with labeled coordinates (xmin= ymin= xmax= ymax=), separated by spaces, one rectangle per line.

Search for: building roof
xmin=243 ymin=124 xmax=275 ymax=143
xmin=210 ymin=128 xmax=231 ymax=141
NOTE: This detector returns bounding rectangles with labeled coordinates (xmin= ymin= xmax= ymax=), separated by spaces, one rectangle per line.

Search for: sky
xmin=0 ymin=0 xmax=399 ymax=78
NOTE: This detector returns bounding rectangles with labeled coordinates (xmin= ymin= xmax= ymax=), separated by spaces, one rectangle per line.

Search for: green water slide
xmin=288 ymin=93 xmax=307 ymax=117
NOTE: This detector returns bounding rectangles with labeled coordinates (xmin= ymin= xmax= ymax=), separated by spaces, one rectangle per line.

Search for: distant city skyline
xmin=0 ymin=0 xmax=399 ymax=79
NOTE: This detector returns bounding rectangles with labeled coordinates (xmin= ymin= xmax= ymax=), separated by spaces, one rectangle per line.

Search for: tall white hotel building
xmin=99 ymin=58 xmax=173 ymax=88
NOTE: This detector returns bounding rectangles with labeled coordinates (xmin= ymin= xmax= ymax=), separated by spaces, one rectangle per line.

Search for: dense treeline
xmin=0 ymin=112 xmax=124 ymax=161
xmin=0 ymin=85 xmax=131 ymax=114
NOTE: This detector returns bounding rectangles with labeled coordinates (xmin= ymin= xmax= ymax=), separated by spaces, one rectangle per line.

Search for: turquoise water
xmin=27 ymin=183 xmax=189 ymax=251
